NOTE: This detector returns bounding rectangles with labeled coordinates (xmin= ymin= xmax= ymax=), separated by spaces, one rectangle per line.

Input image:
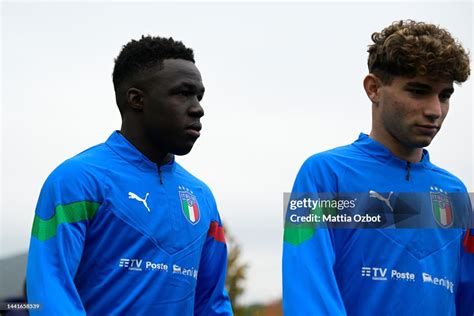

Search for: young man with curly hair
xmin=283 ymin=20 xmax=473 ymax=315
xmin=26 ymin=36 xmax=233 ymax=315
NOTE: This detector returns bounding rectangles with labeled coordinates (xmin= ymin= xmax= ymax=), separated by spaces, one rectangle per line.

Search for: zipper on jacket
xmin=405 ymin=162 xmax=411 ymax=181
xmin=158 ymin=165 xmax=164 ymax=184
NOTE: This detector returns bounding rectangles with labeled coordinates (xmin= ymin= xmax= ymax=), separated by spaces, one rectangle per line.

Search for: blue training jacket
xmin=283 ymin=133 xmax=474 ymax=315
xmin=27 ymin=131 xmax=233 ymax=315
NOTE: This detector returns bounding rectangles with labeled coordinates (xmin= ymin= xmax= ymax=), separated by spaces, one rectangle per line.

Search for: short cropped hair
xmin=112 ymin=35 xmax=194 ymax=94
xmin=367 ymin=20 xmax=470 ymax=84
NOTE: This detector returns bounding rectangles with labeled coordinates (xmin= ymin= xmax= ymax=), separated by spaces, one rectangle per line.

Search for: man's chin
xmin=172 ymin=143 xmax=195 ymax=156
xmin=410 ymin=136 xmax=434 ymax=148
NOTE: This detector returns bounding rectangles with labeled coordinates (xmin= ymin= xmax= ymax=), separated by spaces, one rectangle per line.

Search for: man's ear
xmin=126 ymin=87 xmax=145 ymax=111
xmin=363 ymin=74 xmax=382 ymax=104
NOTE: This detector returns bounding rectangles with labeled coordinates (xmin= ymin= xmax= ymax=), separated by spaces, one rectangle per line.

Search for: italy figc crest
xmin=430 ymin=186 xmax=453 ymax=228
xmin=178 ymin=186 xmax=200 ymax=225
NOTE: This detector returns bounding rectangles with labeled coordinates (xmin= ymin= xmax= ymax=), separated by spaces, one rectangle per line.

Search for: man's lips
xmin=415 ymin=124 xmax=439 ymax=135
xmin=186 ymin=123 xmax=202 ymax=137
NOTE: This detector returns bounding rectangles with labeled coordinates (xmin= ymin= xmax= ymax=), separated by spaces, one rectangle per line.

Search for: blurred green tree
xmin=224 ymin=224 xmax=249 ymax=316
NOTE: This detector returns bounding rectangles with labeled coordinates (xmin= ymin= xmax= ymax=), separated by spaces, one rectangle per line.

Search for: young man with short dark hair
xmin=283 ymin=20 xmax=473 ymax=315
xmin=27 ymin=36 xmax=232 ymax=315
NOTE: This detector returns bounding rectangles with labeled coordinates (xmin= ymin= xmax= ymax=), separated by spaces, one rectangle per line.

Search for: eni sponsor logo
xmin=173 ymin=264 xmax=199 ymax=279
xmin=422 ymin=272 xmax=454 ymax=294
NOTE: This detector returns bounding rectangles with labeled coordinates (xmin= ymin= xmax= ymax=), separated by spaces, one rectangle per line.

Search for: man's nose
xmin=189 ymin=98 xmax=204 ymax=118
xmin=423 ymin=95 xmax=443 ymax=119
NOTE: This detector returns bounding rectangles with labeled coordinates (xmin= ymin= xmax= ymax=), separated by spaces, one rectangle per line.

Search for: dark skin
xmin=118 ymin=59 xmax=205 ymax=165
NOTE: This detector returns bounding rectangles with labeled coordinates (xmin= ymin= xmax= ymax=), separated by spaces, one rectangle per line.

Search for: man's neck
xmin=119 ymin=127 xmax=173 ymax=166
xmin=369 ymin=130 xmax=423 ymax=163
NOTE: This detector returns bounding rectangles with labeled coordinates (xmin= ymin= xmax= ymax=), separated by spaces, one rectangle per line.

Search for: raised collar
xmin=105 ymin=131 xmax=175 ymax=173
xmin=352 ymin=133 xmax=431 ymax=168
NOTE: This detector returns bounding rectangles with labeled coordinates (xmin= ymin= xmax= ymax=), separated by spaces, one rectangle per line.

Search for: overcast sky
xmin=1 ymin=0 xmax=472 ymax=304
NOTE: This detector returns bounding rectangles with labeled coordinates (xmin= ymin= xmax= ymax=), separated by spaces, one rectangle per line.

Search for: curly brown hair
xmin=368 ymin=20 xmax=470 ymax=84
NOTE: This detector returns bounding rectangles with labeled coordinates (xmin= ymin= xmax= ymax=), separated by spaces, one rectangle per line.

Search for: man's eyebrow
xmin=442 ymin=87 xmax=455 ymax=94
xmin=404 ymin=82 xmax=454 ymax=94
xmin=404 ymin=82 xmax=432 ymax=90
xmin=175 ymin=82 xmax=205 ymax=93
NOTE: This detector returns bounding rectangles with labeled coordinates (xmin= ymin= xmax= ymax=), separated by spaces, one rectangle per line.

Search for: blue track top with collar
xmin=27 ymin=131 xmax=232 ymax=315
xmin=283 ymin=133 xmax=474 ymax=316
